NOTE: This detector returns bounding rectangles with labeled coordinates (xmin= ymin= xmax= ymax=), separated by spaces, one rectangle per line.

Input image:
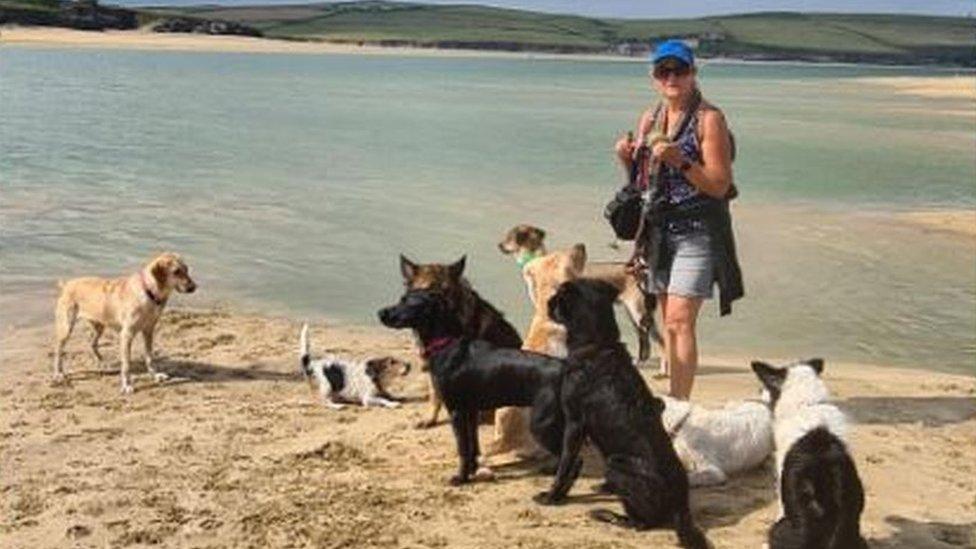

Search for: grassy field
xmin=140 ymin=2 xmax=974 ymax=64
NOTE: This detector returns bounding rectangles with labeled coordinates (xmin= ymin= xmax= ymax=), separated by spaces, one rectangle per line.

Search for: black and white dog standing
xmin=377 ymin=288 xmax=565 ymax=485
xmin=752 ymin=359 xmax=867 ymax=549
xmin=537 ymin=279 xmax=708 ymax=549
xmin=299 ymin=324 xmax=409 ymax=409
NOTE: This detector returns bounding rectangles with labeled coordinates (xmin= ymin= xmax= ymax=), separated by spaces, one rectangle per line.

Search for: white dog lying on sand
xmin=662 ymin=394 xmax=774 ymax=487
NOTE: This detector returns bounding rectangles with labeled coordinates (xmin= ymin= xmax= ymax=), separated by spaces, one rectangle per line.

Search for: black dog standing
xmin=378 ymin=288 xmax=565 ymax=484
xmin=538 ymin=279 xmax=709 ymax=549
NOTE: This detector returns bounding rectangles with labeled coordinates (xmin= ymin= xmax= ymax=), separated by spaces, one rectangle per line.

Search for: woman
xmin=615 ymin=39 xmax=743 ymax=400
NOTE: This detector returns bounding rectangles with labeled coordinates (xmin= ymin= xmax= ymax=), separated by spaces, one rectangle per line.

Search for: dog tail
xmin=675 ymin=507 xmax=709 ymax=549
xmin=299 ymin=323 xmax=311 ymax=375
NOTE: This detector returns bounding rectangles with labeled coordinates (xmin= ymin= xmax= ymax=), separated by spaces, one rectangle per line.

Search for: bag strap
xmin=660 ymin=88 xmax=702 ymax=141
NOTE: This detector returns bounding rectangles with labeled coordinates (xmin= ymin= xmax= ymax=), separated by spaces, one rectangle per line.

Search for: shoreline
xmin=0 ymin=26 xmax=640 ymax=62
xmin=897 ymin=209 xmax=976 ymax=237
xmin=1 ymin=308 xmax=974 ymax=548
xmin=853 ymin=75 xmax=976 ymax=100
xmin=3 ymin=27 xmax=976 ymax=73
xmin=2 ymin=205 xmax=973 ymax=374
xmin=5 ymin=310 xmax=971 ymax=381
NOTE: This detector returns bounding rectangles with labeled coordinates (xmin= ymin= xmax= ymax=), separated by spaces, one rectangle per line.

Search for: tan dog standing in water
xmin=52 ymin=252 xmax=197 ymax=394
xmin=498 ymin=224 xmax=663 ymax=368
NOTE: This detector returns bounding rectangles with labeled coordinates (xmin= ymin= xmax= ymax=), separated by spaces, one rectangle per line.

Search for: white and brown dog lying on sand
xmin=498 ymin=224 xmax=663 ymax=366
xmin=661 ymin=392 xmax=774 ymax=487
xmin=53 ymin=252 xmax=197 ymax=394
xmin=299 ymin=324 xmax=410 ymax=409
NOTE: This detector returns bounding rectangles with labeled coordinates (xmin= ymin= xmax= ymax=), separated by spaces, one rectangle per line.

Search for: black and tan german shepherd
xmin=399 ymin=255 xmax=522 ymax=428
xmin=378 ymin=287 xmax=564 ymax=485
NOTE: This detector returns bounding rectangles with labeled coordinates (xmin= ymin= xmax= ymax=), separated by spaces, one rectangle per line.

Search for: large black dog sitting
xmin=537 ymin=279 xmax=709 ymax=549
xmin=378 ymin=288 xmax=566 ymax=485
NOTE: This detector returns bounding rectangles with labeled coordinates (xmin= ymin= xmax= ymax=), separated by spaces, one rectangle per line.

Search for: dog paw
xmin=473 ymin=466 xmax=495 ymax=482
xmin=589 ymin=508 xmax=628 ymax=526
xmin=448 ymin=475 xmax=469 ymax=486
xmin=152 ymin=372 xmax=169 ymax=383
xmin=120 ymin=384 xmax=134 ymax=395
xmin=532 ymin=491 xmax=562 ymax=506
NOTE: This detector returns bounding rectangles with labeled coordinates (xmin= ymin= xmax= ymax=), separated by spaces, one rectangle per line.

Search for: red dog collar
xmin=422 ymin=337 xmax=456 ymax=359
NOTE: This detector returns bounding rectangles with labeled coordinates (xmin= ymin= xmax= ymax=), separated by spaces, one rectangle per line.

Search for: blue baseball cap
xmin=650 ymin=39 xmax=695 ymax=67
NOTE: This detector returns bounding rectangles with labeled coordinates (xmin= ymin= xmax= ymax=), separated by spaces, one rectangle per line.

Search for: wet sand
xmin=855 ymin=75 xmax=976 ymax=100
xmin=899 ymin=210 xmax=976 ymax=238
xmin=1 ymin=308 xmax=973 ymax=548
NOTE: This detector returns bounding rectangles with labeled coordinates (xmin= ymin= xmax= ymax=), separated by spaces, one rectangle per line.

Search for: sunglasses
xmin=652 ymin=64 xmax=692 ymax=79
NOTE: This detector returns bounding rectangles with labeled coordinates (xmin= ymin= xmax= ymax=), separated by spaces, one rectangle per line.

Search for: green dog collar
xmin=516 ymin=250 xmax=542 ymax=269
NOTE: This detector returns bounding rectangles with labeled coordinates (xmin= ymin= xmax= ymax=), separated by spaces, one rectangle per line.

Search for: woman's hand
xmin=630 ymin=135 xmax=646 ymax=161
xmin=625 ymin=248 xmax=647 ymax=276
xmin=652 ymin=142 xmax=686 ymax=169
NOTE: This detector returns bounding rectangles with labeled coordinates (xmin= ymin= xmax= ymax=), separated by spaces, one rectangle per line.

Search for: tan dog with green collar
xmin=497 ymin=225 xmax=663 ymax=366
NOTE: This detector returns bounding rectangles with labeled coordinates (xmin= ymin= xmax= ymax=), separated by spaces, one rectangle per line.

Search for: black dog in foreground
xmin=378 ymin=288 xmax=565 ymax=485
xmin=537 ymin=279 xmax=709 ymax=549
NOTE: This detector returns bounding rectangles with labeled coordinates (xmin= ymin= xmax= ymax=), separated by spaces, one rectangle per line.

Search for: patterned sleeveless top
xmin=658 ymin=108 xmax=709 ymax=233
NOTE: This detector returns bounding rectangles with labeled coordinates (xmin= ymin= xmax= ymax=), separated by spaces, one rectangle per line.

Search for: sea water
xmin=2 ymin=47 xmax=973 ymax=372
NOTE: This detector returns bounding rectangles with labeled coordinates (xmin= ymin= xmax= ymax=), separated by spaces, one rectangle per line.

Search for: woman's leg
xmin=656 ymin=292 xmax=670 ymax=378
xmin=663 ymin=294 xmax=704 ymax=400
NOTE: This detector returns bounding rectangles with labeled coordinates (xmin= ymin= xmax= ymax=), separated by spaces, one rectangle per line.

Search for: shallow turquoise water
xmin=1 ymin=47 xmax=973 ymax=372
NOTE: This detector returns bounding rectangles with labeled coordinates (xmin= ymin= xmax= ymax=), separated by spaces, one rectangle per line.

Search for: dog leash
xmin=667 ymin=410 xmax=691 ymax=439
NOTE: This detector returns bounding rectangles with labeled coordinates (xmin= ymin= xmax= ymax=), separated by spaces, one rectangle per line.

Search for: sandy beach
xmin=1 ymin=308 xmax=973 ymax=548
xmin=855 ymin=75 xmax=976 ymax=100
xmin=899 ymin=210 xmax=976 ymax=238
xmin=0 ymin=26 xmax=637 ymax=62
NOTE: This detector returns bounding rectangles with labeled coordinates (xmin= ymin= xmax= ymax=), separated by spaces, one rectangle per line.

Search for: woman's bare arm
xmin=683 ymin=109 xmax=733 ymax=199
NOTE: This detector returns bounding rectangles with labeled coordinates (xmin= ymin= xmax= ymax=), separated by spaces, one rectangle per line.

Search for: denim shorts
xmin=651 ymin=229 xmax=715 ymax=299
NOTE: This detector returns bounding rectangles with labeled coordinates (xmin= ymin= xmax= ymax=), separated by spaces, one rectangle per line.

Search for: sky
xmin=116 ymin=0 xmax=975 ymax=18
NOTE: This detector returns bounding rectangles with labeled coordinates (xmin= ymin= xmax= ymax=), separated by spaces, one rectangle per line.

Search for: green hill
xmin=144 ymin=2 xmax=975 ymax=66
xmin=4 ymin=0 xmax=974 ymax=66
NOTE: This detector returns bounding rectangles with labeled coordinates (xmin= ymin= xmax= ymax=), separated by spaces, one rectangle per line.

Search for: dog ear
xmin=364 ymin=358 xmax=386 ymax=380
xmin=546 ymin=283 xmax=568 ymax=323
xmin=569 ymin=243 xmax=587 ymax=273
xmin=399 ymin=254 xmax=417 ymax=281
xmin=448 ymin=255 xmax=466 ymax=280
xmin=651 ymin=396 xmax=665 ymax=415
xmin=533 ymin=227 xmax=546 ymax=242
xmin=750 ymin=360 xmax=786 ymax=392
xmin=150 ymin=257 xmax=169 ymax=288
xmin=806 ymin=358 xmax=825 ymax=376
xmin=596 ymin=280 xmax=621 ymax=302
